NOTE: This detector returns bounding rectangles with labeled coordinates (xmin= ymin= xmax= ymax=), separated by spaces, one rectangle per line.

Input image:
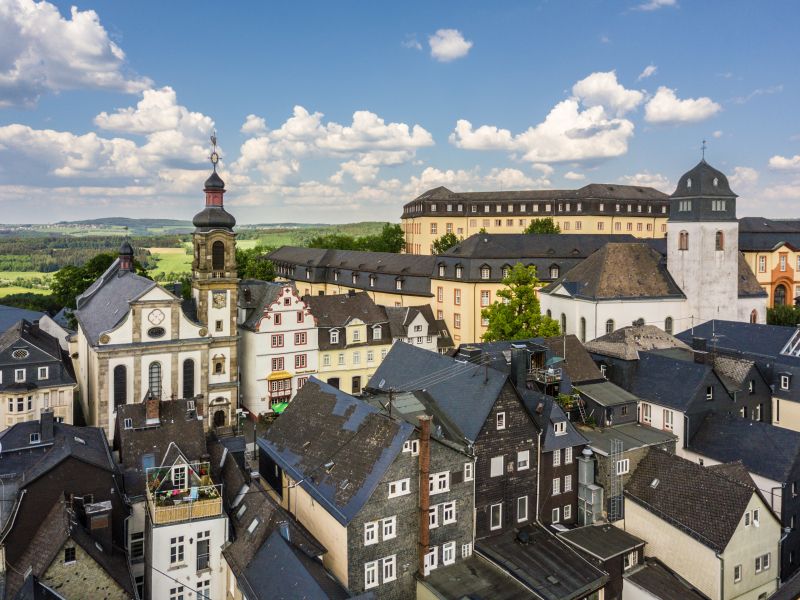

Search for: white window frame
xmin=382 ymin=516 xmax=396 ymax=540
xmin=490 ymin=503 xmax=503 ymax=530
xmin=37 ymin=366 xmax=48 ymax=380
xmin=553 ymin=477 xmax=561 ymax=495
xmin=554 ymin=421 xmax=566 ymax=436
xmin=442 ymin=501 xmax=456 ymax=524
xmin=382 ymin=555 xmax=396 ymax=583
xmin=365 ymin=561 xmax=378 ymax=589
xmin=490 ymin=456 xmax=504 ymax=478
xmin=565 ymin=446 xmax=573 ymax=464
xmin=330 ymin=329 xmax=339 ymax=344
xmin=552 ymin=507 xmax=560 ymax=523
xmin=616 ymin=459 xmax=630 ymax=475
xmin=388 ymin=479 xmax=410 ymax=498
xmin=754 ymin=508 xmax=760 ymax=527
xmin=429 ymin=472 xmax=450 ymax=495
xmin=424 ymin=547 xmax=438 ymax=575
xmin=553 ymin=450 xmax=561 ymax=467
xmin=442 ymin=542 xmax=456 ymax=566
xmin=14 ymin=369 xmax=25 ymax=383
xmin=462 ymin=543 xmax=473 ymax=558
xmin=364 ymin=521 xmax=378 ymax=545
xmin=734 ymin=564 xmax=742 ymax=583
xmin=624 ymin=551 xmax=638 ymax=571
xmin=496 ymin=412 xmax=506 ymax=430
xmin=564 ymin=503 xmax=572 ymax=520
xmin=564 ymin=474 xmax=573 ymax=492
xmin=517 ymin=450 xmax=530 ymax=471
xmin=517 ymin=496 xmax=528 ymax=522
xmin=464 ymin=462 xmax=473 ymax=481
xmin=429 ymin=505 xmax=439 ymax=529
xmin=782 ymin=375 xmax=790 ymax=390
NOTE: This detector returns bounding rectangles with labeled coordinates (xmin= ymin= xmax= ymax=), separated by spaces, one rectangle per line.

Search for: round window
xmin=12 ymin=349 xmax=29 ymax=359
xmin=147 ymin=327 xmax=166 ymax=339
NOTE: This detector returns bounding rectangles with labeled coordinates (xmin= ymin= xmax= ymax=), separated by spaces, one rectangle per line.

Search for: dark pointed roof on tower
xmin=119 ymin=239 xmax=133 ymax=256
xmin=193 ymin=169 xmax=236 ymax=231
xmin=671 ymin=159 xmax=736 ymax=198
xmin=204 ymin=170 xmax=225 ymax=190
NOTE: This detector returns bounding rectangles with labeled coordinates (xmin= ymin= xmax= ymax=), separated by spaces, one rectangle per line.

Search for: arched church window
xmin=149 ymin=362 xmax=162 ymax=398
xmin=679 ymin=231 xmax=689 ymax=251
xmin=183 ymin=359 xmax=195 ymax=399
xmin=605 ymin=319 xmax=615 ymax=334
xmin=715 ymin=231 xmax=724 ymax=251
xmin=113 ymin=365 xmax=127 ymax=409
xmin=665 ymin=317 xmax=673 ymax=335
xmin=750 ymin=310 xmax=758 ymax=324
xmin=212 ymin=241 xmax=225 ymax=271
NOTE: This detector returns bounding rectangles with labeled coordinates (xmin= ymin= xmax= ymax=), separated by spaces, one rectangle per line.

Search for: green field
xmin=0 ymin=286 xmax=49 ymax=296
xmin=146 ymin=246 xmax=193 ymax=277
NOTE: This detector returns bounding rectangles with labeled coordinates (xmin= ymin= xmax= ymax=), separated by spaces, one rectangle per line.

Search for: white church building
xmin=539 ymin=160 xmax=767 ymax=342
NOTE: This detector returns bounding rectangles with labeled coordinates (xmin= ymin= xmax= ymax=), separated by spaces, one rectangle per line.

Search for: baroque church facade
xmin=71 ymin=167 xmax=239 ymax=440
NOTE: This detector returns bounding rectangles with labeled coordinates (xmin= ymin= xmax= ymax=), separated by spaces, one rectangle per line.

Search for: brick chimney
xmin=40 ymin=408 xmax=54 ymax=441
xmin=145 ymin=392 xmax=160 ymax=425
xmin=418 ymin=416 xmax=432 ymax=579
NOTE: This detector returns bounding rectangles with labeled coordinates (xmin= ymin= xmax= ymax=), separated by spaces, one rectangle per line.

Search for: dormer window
xmin=330 ymin=329 xmax=340 ymax=344
xmin=712 ymin=200 xmax=726 ymax=211
xmin=713 ymin=177 xmax=719 ymax=187
xmin=502 ymin=266 xmax=510 ymax=279
xmin=679 ymin=200 xmax=692 ymax=212
xmin=554 ymin=422 xmax=567 ymax=436
xmin=369 ymin=275 xmax=376 ymax=287
xmin=305 ymin=268 xmax=311 ymax=278
xmin=687 ymin=178 xmax=692 ymax=188
xmin=372 ymin=325 xmax=382 ymax=338
xmin=480 ymin=266 xmax=491 ymax=280
xmin=455 ymin=266 xmax=463 ymax=279
xmin=781 ymin=375 xmax=791 ymax=390
xmin=334 ymin=271 xmax=339 ymax=282
xmin=550 ymin=265 xmax=559 ymax=279
xmin=438 ymin=264 xmax=445 ymax=277
xmin=30 ymin=432 xmax=40 ymax=444
xmin=352 ymin=273 xmax=358 ymax=285
xmin=395 ymin=279 xmax=403 ymax=291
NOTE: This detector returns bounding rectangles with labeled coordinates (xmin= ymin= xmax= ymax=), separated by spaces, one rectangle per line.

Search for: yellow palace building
xmin=401 ymin=184 xmax=670 ymax=255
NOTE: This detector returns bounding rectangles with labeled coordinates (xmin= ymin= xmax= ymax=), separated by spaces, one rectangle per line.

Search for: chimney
xmin=40 ymin=408 xmax=54 ymax=441
xmin=509 ymin=346 xmax=530 ymax=387
xmin=83 ymin=500 xmax=113 ymax=554
xmin=418 ymin=416 xmax=432 ymax=579
xmin=145 ymin=392 xmax=160 ymax=425
xmin=691 ymin=337 xmax=708 ymax=352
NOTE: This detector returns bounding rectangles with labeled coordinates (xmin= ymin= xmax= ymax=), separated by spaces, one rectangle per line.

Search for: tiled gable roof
xmin=625 ymin=448 xmax=757 ymax=553
xmin=585 ymin=325 xmax=691 ymax=361
xmin=258 ymin=378 xmax=413 ymax=525
xmin=304 ymin=292 xmax=387 ymax=328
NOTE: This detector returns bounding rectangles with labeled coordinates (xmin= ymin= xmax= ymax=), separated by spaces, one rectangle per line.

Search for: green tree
xmin=768 ymin=305 xmax=800 ymax=326
xmin=481 ymin=263 xmax=560 ymax=341
xmin=523 ymin=217 xmax=561 ymax=234
xmin=431 ymin=232 xmax=460 ymax=255
xmin=51 ymin=252 xmax=148 ymax=309
xmin=363 ymin=223 xmax=405 ymax=253
xmin=236 ymin=246 xmax=276 ymax=281
xmin=307 ymin=233 xmax=362 ymax=250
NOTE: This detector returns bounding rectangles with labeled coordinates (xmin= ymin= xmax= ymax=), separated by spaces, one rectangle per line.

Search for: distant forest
xmin=0 ymin=235 xmax=183 ymax=272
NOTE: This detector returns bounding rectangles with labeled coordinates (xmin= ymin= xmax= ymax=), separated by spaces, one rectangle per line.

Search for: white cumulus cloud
xmin=428 ymin=29 xmax=473 ymax=62
xmin=618 ymin=171 xmax=671 ymax=190
xmin=564 ymin=171 xmax=585 ymax=181
xmin=644 ymin=87 xmax=721 ymax=124
xmin=768 ymin=155 xmax=800 ymax=171
xmin=633 ymin=0 xmax=677 ymax=11
xmin=241 ymin=114 xmax=267 ymax=135
xmin=572 ymin=71 xmax=644 ymax=116
xmin=729 ymin=166 xmax=759 ymax=189
xmin=0 ymin=0 xmax=151 ymax=107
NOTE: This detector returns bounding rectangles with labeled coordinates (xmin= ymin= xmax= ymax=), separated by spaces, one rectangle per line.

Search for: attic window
xmin=554 ymin=422 xmax=566 ymax=436
xmin=687 ymin=178 xmax=692 ymax=189
xmin=713 ymin=177 xmax=719 ymax=187
xmin=29 ymin=432 xmax=40 ymax=444
xmin=12 ymin=349 xmax=29 ymax=360
xmin=650 ymin=478 xmax=660 ymax=489
xmin=124 ymin=418 xmax=133 ymax=430
xmin=247 ymin=518 xmax=260 ymax=534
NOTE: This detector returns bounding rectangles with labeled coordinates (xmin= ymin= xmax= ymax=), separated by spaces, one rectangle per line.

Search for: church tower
xmin=666 ymin=158 xmax=739 ymax=325
xmin=191 ymin=138 xmax=240 ymax=427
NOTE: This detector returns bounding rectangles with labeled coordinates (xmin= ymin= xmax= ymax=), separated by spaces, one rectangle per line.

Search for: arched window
xmin=480 ymin=265 xmax=491 ymax=280
xmin=605 ymin=319 xmax=615 ymax=334
xmin=212 ymin=241 xmax=225 ymax=271
xmin=715 ymin=231 xmax=724 ymax=251
xmin=148 ymin=362 xmax=162 ymax=399
xmin=664 ymin=317 xmax=673 ymax=335
xmin=113 ymin=365 xmax=127 ymax=409
xmin=550 ymin=265 xmax=560 ymax=279
xmin=546 ymin=309 xmax=552 ymax=318
xmin=182 ymin=359 xmax=195 ymax=399
xmin=750 ymin=309 xmax=758 ymax=324
xmin=679 ymin=231 xmax=689 ymax=251
xmin=213 ymin=355 xmax=225 ymax=375
xmin=561 ymin=313 xmax=567 ymax=334
xmin=775 ymin=284 xmax=788 ymax=306
xmin=580 ymin=317 xmax=586 ymax=343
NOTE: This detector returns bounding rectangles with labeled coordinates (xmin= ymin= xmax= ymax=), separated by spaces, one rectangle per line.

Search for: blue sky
xmin=0 ymin=0 xmax=798 ymax=223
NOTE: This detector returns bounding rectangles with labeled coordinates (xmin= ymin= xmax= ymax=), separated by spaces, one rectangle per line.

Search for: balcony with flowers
xmin=145 ymin=461 xmax=222 ymax=525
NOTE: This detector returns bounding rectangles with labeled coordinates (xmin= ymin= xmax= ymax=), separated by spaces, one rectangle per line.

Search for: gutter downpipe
xmin=717 ymin=552 xmax=724 ymax=600
xmin=535 ymin=428 xmax=542 ymax=523
xmin=418 ymin=415 xmax=432 ymax=579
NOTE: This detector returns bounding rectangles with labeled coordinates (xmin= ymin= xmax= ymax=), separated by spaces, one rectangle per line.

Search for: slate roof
xmin=689 ymin=414 xmax=800 ymax=483
xmin=585 ymin=325 xmax=691 ymax=361
xmin=4 ymin=499 xmax=133 ymax=600
xmin=558 ymin=523 xmax=645 ymax=561
xmin=737 ymin=252 xmax=768 ymax=297
xmin=441 ymin=233 xmax=637 ymax=260
xmin=579 ymin=423 xmax=676 ymax=456
xmin=543 ymin=243 xmax=684 ymax=300
xmin=271 ymin=247 xmax=436 ymax=278
xmin=0 ymin=319 xmax=62 ymax=361
xmin=238 ymin=279 xmax=293 ymax=331
xmin=578 ymin=381 xmax=640 ymax=407
xmin=675 ymin=320 xmax=797 ymax=361
xmin=0 ymin=305 xmax=44 ymax=333
xmin=366 ymin=341 xmax=508 ymax=443
xmin=409 ymin=182 xmax=668 ymax=204
xmin=0 ymin=320 xmax=75 ymax=392
xmin=257 ymin=378 xmax=413 ymax=526
xmin=115 ymin=399 xmax=208 ymax=497
xmin=738 ymin=217 xmax=800 ymax=252
xmin=740 ymin=217 xmax=800 ymax=234
xmin=241 ymin=531 xmax=351 ymax=600
xmin=519 ymin=390 xmax=587 ymax=453
xmin=541 ymin=335 xmax=605 ymax=383
xmin=711 ymin=355 xmax=756 ymax=393
xmin=475 ymin=524 xmax=608 ymax=600
xmin=304 ymin=292 xmax=387 ymax=328
xmin=624 ymin=557 xmax=709 ymax=600
xmin=625 ymin=448 xmax=759 ymax=553
xmin=384 ymin=304 xmax=438 ymax=338
xmin=629 ymin=351 xmax=714 ymax=411
xmin=671 ymin=160 xmax=736 ymax=198
xmin=74 ymin=258 xmax=157 ymax=345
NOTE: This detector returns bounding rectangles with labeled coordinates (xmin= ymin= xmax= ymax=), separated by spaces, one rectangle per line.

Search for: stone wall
xmin=44 ymin=540 xmax=131 ymax=599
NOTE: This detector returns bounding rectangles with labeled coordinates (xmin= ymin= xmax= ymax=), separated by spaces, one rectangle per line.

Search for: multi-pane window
xmin=496 ymin=412 xmax=506 ymax=430
xmin=130 ymin=531 xmax=144 ymax=560
xmin=382 ymin=555 xmax=397 ymax=582
xmin=196 ymin=531 xmax=210 ymax=570
xmin=64 ymin=547 xmax=76 ymax=563
xmin=517 ymin=496 xmax=528 ymax=522
xmin=429 ymin=472 xmax=450 ymax=494
xmin=295 ymin=354 xmax=307 ymax=369
xmin=755 ymin=553 xmax=771 ymax=573
xmin=196 ymin=580 xmax=210 ymax=600
xmin=454 ymin=313 xmax=461 ymax=329
xmin=553 ymin=449 xmax=561 ymax=467
xmin=464 ymin=462 xmax=474 ymax=481
xmin=480 ymin=290 xmax=490 ymax=307
xmin=616 ymin=459 xmax=630 ymax=475
xmin=437 ymin=287 xmax=443 ymax=302
xmin=443 ymin=542 xmax=456 ymax=565
xmin=271 ymin=357 xmax=284 ymax=371
xmin=114 ymin=365 xmax=127 ymax=409
xmin=172 ymin=466 xmax=186 ymax=489
xmin=13 ymin=368 xmax=25 ymax=383
xmin=517 ymin=450 xmax=529 ymax=470
xmin=295 ymin=332 xmax=307 ymax=345
xmin=454 ymin=289 xmax=461 ymax=305
xmin=553 ymin=478 xmax=561 ymax=495
xmin=462 ymin=543 xmax=473 ymax=558
xmin=388 ymin=479 xmax=410 ymax=498
xmin=564 ymin=504 xmax=572 ymax=520
xmin=148 ymin=362 xmax=162 ymax=398
xmin=442 ymin=502 xmax=456 ymax=524
xmin=170 ymin=586 xmax=185 ymax=600
xmin=382 ymin=516 xmax=396 ymax=540
xmin=271 ymin=334 xmax=284 ymax=348
xmin=565 ymin=447 xmax=573 ymax=464
xmin=429 ymin=506 xmax=439 ymax=529
xmin=330 ymin=329 xmax=339 ymax=344
xmin=365 ymin=561 xmax=378 ymax=589
xmin=170 ymin=536 xmax=185 ymax=564
xmin=364 ymin=521 xmax=378 ymax=545
xmin=564 ymin=474 xmax=573 ymax=492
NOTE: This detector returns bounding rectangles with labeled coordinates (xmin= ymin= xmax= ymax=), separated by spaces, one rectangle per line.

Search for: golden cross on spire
xmin=209 ymin=130 xmax=219 ymax=171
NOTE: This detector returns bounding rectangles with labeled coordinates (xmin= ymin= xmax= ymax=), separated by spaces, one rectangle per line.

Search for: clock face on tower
xmin=212 ymin=291 xmax=227 ymax=309
xmin=148 ymin=309 xmax=165 ymax=325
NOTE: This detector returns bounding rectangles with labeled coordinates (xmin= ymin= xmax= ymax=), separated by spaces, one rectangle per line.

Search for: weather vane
xmin=701 ymin=139 xmax=707 ymax=160
xmin=210 ymin=130 xmax=219 ymax=171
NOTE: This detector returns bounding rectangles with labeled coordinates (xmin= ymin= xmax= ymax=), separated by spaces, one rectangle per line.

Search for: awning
xmin=267 ymin=370 xmax=292 ymax=381
xmin=272 ymin=402 xmax=290 ymax=414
